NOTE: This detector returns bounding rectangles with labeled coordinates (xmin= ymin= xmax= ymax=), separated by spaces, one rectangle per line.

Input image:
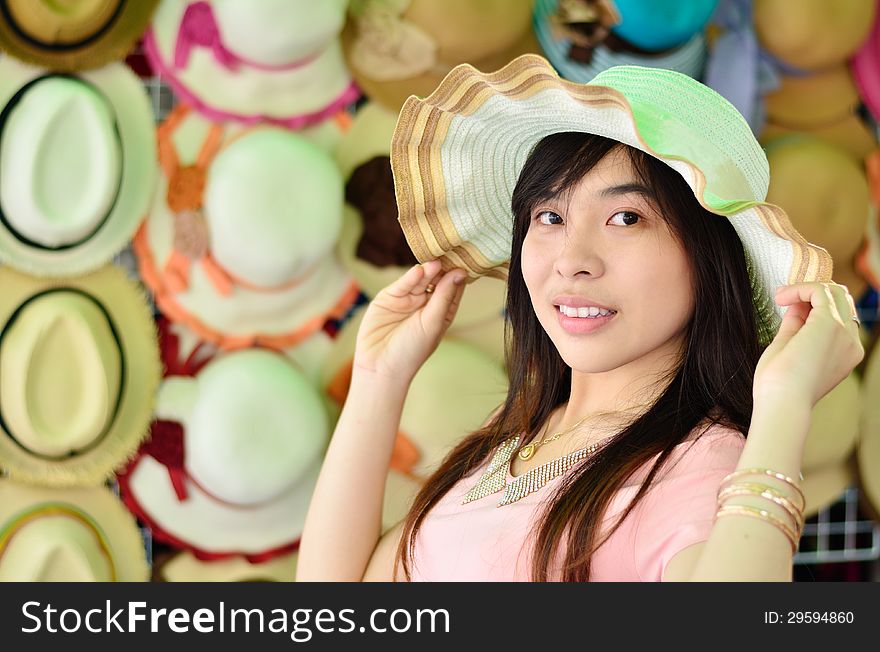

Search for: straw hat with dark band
xmin=0 ymin=0 xmax=158 ymax=71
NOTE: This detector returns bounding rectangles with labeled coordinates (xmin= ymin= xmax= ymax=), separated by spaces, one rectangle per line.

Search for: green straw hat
xmin=391 ymin=54 xmax=833 ymax=345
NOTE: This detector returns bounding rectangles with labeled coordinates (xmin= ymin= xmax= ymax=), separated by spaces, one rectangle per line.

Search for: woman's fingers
xmin=421 ymin=268 xmax=467 ymax=332
xmin=410 ymin=260 xmax=442 ymax=296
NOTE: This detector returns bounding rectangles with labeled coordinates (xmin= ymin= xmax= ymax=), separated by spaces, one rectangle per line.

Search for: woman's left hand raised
xmin=754 ymin=282 xmax=864 ymax=409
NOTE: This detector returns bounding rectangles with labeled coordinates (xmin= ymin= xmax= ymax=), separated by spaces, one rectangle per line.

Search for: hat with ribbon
xmin=133 ymin=104 xmax=359 ymax=351
xmin=0 ymin=0 xmax=158 ymax=71
xmin=335 ymin=101 xmax=508 ymax=334
xmin=533 ymin=0 xmax=710 ymax=83
xmin=0 ymin=56 xmax=156 ymax=277
xmin=154 ymin=549 xmax=298 ymax=582
xmin=342 ymin=0 xmax=540 ymax=112
xmin=0 ymin=478 xmax=148 ymax=581
xmin=143 ymin=0 xmax=359 ymax=128
xmin=118 ymin=347 xmax=330 ymax=560
xmin=0 ymin=264 xmax=160 ymax=487
xmin=754 ymin=0 xmax=875 ymax=73
xmin=323 ymin=305 xmax=508 ymax=529
xmin=760 ymin=65 xmax=878 ymax=162
xmin=391 ymin=54 xmax=833 ymax=346
xmin=764 ymin=136 xmax=871 ymax=298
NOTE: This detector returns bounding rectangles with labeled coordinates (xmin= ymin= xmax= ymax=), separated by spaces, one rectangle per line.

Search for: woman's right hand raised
xmin=353 ymin=259 xmax=468 ymax=386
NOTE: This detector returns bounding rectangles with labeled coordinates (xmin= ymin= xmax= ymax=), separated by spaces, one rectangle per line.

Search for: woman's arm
xmin=669 ymin=398 xmax=809 ymax=581
xmin=296 ymin=370 xmax=409 ymax=581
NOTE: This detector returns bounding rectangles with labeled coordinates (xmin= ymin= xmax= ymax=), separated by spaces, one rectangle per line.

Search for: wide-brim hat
xmin=0 ymin=56 xmax=157 ymax=277
xmin=391 ymin=54 xmax=833 ymax=346
xmin=154 ymin=549 xmax=298 ymax=582
xmin=133 ymin=105 xmax=359 ymax=351
xmin=764 ymin=136 xmax=870 ymax=297
xmin=754 ymin=0 xmax=875 ymax=72
xmin=143 ymin=0 xmax=358 ymax=128
xmin=760 ymin=65 xmax=878 ymax=162
xmin=118 ymin=348 xmax=331 ymax=559
xmin=342 ymin=0 xmax=539 ymax=113
xmin=533 ymin=0 xmax=708 ymax=84
xmin=0 ymin=0 xmax=158 ymax=71
xmin=0 ymin=265 xmax=160 ymax=487
xmin=0 ymin=478 xmax=148 ymax=581
xmin=335 ymin=101 xmax=508 ymax=331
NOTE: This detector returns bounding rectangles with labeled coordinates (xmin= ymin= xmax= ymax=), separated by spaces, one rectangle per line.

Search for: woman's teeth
xmin=557 ymin=304 xmax=616 ymax=319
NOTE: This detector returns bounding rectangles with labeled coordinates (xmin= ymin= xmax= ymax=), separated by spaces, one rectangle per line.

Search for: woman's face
xmin=520 ymin=147 xmax=695 ymax=374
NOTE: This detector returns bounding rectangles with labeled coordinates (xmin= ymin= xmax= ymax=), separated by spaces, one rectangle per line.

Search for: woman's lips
xmin=555 ymin=305 xmax=617 ymax=334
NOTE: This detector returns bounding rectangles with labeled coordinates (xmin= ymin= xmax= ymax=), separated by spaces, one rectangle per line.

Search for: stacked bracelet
xmin=714 ymin=468 xmax=806 ymax=556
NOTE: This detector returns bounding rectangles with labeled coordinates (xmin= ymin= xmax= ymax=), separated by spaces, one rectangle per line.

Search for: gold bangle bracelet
xmin=717 ymin=485 xmax=804 ymax=535
xmin=719 ymin=468 xmax=805 ymax=509
xmin=715 ymin=504 xmax=800 ymax=555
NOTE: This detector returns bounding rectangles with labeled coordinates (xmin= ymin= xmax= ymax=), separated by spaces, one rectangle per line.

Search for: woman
xmin=297 ymin=55 xmax=864 ymax=581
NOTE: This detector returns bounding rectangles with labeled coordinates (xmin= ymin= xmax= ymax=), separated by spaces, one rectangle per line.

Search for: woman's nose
xmin=553 ymin=233 xmax=605 ymax=279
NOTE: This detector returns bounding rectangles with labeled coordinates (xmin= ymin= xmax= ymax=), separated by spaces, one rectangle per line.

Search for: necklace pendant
xmin=518 ymin=444 xmax=536 ymax=461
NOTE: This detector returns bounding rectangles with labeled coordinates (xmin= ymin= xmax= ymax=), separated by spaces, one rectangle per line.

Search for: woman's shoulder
xmin=660 ymin=420 xmax=746 ymax=479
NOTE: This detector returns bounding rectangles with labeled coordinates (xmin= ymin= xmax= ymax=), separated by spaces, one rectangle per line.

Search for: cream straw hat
xmin=0 ymin=265 xmax=160 ymax=487
xmin=391 ymin=54 xmax=833 ymax=345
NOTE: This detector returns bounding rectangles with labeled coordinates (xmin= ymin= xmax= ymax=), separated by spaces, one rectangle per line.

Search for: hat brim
xmin=0 ymin=57 xmax=157 ymax=276
xmin=859 ymin=341 xmax=880 ymax=519
xmin=0 ymin=1 xmax=158 ymax=71
xmin=391 ymin=54 xmax=833 ymax=345
xmin=533 ymin=0 xmax=707 ymax=83
xmin=0 ymin=265 xmax=160 ymax=486
xmin=118 ymin=454 xmax=319 ymax=560
xmin=0 ymin=479 xmax=149 ymax=581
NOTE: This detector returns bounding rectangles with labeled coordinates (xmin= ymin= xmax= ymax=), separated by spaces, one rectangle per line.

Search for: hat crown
xmin=0 ymin=76 xmax=121 ymax=248
xmin=0 ymin=509 xmax=113 ymax=581
xmin=203 ymin=129 xmax=343 ymax=287
xmin=211 ymin=0 xmax=346 ymax=65
xmin=162 ymin=350 xmax=328 ymax=506
xmin=588 ymin=64 xmax=770 ymax=205
xmin=609 ymin=0 xmax=718 ymax=51
xmin=0 ymin=291 xmax=122 ymax=458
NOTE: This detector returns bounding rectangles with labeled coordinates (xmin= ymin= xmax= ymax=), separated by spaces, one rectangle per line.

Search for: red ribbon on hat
xmin=174 ymin=1 xmax=321 ymax=73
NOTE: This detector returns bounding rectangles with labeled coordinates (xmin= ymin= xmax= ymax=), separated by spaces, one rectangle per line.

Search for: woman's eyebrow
xmin=598 ymin=183 xmax=657 ymax=202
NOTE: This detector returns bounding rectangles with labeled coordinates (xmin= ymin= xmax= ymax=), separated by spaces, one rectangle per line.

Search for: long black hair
xmin=395 ymin=132 xmax=762 ymax=580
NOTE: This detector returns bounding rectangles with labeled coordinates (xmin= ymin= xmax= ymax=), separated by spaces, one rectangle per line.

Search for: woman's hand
xmin=754 ymin=282 xmax=864 ymax=409
xmin=353 ymin=259 xmax=468 ymax=386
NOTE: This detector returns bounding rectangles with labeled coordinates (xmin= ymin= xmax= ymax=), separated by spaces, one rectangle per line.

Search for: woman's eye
xmin=607 ymin=211 xmax=641 ymax=226
xmin=536 ymin=210 xmax=563 ymax=225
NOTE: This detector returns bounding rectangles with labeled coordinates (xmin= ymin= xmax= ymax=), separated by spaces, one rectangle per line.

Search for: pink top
xmin=410 ymin=423 xmax=746 ymax=581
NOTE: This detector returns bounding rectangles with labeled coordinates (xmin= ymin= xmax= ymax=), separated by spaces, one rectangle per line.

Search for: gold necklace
xmin=516 ymin=412 xmax=594 ymax=461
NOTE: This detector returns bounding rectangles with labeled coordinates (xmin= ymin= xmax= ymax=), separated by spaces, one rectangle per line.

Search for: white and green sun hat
xmin=391 ymin=54 xmax=833 ymax=345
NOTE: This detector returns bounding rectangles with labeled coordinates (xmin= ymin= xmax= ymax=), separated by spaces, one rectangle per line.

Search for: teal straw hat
xmin=391 ymin=54 xmax=832 ymax=345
